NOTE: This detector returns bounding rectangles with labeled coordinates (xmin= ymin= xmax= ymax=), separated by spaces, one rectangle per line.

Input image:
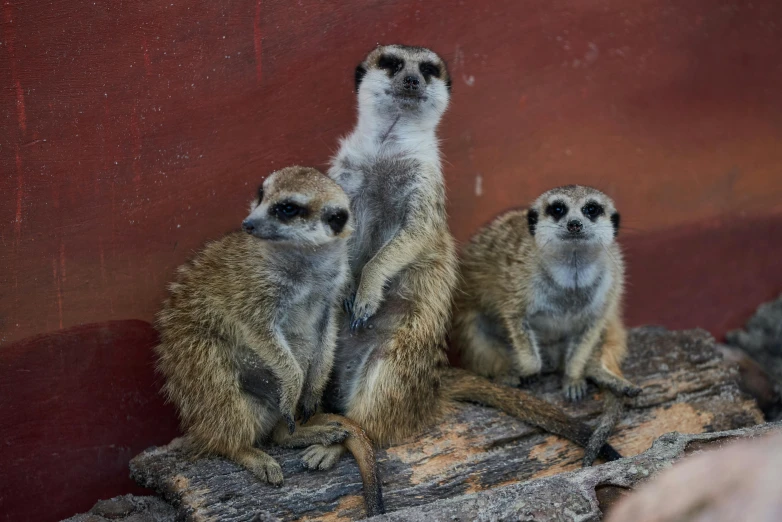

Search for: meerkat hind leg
xmin=234 ymin=447 xmax=284 ymax=486
xmin=301 ymin=443 xmax=347 ymax=471
xmin=272 ymin=419 xmax=349 ymax=449
xmin=585 ymin=360 xmax=641 ymax=398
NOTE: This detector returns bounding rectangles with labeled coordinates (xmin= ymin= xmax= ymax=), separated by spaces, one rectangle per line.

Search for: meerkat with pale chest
xmin=154 ymin=166 xmax=383 ymax=515
xmin=299 ymin=46 xmax=621 ymax=472
xmin=453 ymin=185 xmax=641 ymax=464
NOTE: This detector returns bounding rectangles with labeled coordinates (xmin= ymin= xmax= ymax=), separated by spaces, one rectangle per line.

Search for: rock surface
xmin=129 ymin=327 xmax=763 ymax=521
xmin=725 ymin=293 xmax=782 ymax=420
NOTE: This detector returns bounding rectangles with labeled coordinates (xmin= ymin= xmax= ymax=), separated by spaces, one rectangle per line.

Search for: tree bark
xmin=129 ymin=327 xmax=764 ymax=521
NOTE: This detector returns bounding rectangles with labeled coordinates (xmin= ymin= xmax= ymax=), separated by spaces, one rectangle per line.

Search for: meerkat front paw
xmin=301 ymin=444 xmax=346 ymax=471
xmin=516 ymin=352 xmax=543 ymax=379
xmin=350 ymin=283 xmax=383 ymax=331
xmin=563 ymin=378 xmax=588 ymax=402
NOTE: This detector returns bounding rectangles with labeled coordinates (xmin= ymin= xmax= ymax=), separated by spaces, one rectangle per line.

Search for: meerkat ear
xmin=445 ymin=77 xmax=452 ymax=92
xmin=326 ymin=209 xmax=349 ymax=235
xmin=355 ymin=64 xmax=367 ymax=92
xmin=527 ymin=209 xmax=539 ymax=236
xmin=611 ymin=212 xmax=620 ymax=237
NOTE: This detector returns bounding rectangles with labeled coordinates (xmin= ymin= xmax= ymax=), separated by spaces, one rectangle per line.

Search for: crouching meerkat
xmin=154 ymin=166 xmax=384 ymax=516
xmin=299 ymin=45 xmax=620 ymax=472
xmin=453 ymin=185 xmax=642 ymax=465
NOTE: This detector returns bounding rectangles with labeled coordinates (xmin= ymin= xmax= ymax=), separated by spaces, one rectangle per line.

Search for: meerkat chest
xmin=525 ymin=266 xmax=612 ymax=343
xmin=274 ymin=261 xmax=345 ymax=359
xmin=337 ymin=157 xmax=421 ymax=271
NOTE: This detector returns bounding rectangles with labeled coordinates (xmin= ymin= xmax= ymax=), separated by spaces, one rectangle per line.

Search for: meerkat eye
xmin=546 ymin=201 xmax=568 ymax=220
xmin=419 ymin=62 xmax=441 ymax=80
xmin=582 ymin=202 xmax=604 ymax=220
xmin=273 ymin=202 xmax=304 ymax=221
xmin=378 ymin=55 xmax=404 ymax=75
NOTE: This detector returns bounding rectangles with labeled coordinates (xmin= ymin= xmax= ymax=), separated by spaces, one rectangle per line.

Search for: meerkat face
xmin=354 ymin=44 xmax=451 ymax=122
xmin=242 ymin=166 xmax=352 ymax=245
xmin=526 ymin=185 xmax=620 ymax=252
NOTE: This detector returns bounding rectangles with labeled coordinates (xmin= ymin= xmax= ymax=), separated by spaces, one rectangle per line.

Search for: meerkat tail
xmin=442 ymin=368 xmax=622 ymax=462
xmin=582 ymin=391 xmax=624 ymax=467
xmin=307 ymin=413 xmax=385 ymax=517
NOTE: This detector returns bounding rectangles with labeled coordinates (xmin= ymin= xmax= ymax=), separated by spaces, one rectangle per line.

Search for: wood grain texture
xmin=129 ymin=327 xmax=763 ymax=521
xmin=2 ymin=0 xmax=782 ymax=346
xmin=373 ymin=422 xmax=782 ymax=522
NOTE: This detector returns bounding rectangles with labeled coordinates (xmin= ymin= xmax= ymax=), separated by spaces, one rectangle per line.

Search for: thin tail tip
xmin=365 ymin=487 xmax=386 ymax=517
xmin=601 ymin=443 xmax=623 ymax=462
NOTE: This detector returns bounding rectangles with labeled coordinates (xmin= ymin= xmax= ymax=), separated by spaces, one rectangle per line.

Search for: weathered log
xmin=371 ymin=421 xmax=782 ymax=521
xmin=61 ymin=494 xmax=175 ymax=522
xmin=129 ymin=327 xmax=763 ymax=521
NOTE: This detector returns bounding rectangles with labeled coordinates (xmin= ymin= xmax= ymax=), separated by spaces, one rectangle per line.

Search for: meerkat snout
xmin=403 ymin=74 xmax=420 ymax=91
xmin=567 ymin=219 xmax=583 ymax=234
xmin=241 ymin=219 xmax=255 ymax=234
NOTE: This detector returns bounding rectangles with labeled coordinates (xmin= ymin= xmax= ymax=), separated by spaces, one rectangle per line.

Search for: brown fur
xmin=453 ymin=186 xmax=641 ymax=465
xmin=154 ymin=166 xmax=383 ymax=516
xmin=309 ymin=48 xmax=622 ymax=471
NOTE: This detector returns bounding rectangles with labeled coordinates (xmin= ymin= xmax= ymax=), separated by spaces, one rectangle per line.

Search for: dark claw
xmin=519 ymin=375 xmax=539 ymax=387
xmin=350 ymin=312 xmax=370 ymax=331
xmin=624 ymin=385 xmax=643 ymax=398
xmin=285 ymin=413 xmax=296 ymax=434
xmin=301 ymin=405 xmax=315 ymax=425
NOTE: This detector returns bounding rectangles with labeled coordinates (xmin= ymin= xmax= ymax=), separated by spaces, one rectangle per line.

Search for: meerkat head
xmin=241 ymin=166 xmax=352 ymax=245
xmin=526 ymin=185 xmax=620 ymax=253
xmin=354 ymin=44 xmax=451 ymax=123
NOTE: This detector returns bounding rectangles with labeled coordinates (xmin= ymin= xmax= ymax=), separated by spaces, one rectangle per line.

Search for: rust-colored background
xmin=1 ymin=0 xmax=781 ymax=520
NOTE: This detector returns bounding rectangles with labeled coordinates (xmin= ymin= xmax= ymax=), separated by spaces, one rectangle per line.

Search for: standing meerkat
xmin=154 ymin=166 xmax=383 ymax=516
xmin=300 ymin=45 xmax=620 ymax=472
xmin=452 ymin=185 xmax=642 ymax=465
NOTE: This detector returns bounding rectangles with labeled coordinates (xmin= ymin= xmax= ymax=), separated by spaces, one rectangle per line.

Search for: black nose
xmin=567 ymin=220 xmax=583 ymax=233
xmin=403 ymin=75 xmax=420 ymax=90
xmin=242 ymin=220 xmax=255 ymax=234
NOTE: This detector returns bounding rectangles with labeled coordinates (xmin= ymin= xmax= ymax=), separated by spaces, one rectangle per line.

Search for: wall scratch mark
xmin=52 ymin=257 xmax=63 ymax=330
xmin=59 ymin=240 xmax=67 ymax=285
xmin=253 ymin=0 xmax=263 ymax=83
xmin=4 ymin=2 xmax=26 ymax=134
xmin=142 ymin=36 xmax=151 ymax=77
xmin=15 ymin=78 xmax=26 ymax=133
xmin=14 ymin=145 xmax=23 ymax=246
xmin=130 ymin=103 xmax=142 ymax=184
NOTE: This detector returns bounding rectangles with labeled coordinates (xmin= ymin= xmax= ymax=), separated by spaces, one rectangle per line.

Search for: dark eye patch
xmin=527 ymin=209 xmax=539 ymax=236
xmin=325 ymin=208 xmax=349 ymax=235
xmin=545 ymin=201 xmax=568 ymax=221
xmin=355 ymin=64 xmax=367 ymax=91
xmin=271 ymin=201 xmax=308 ymax=221
xmin=419 ymin=61 xmax=441 ymax=81
xmin=611 ymin=212 xmax=620 ymax=237
xmin=582 ymin=201 xmax=604 ymax=221
xmin=378 ymin=54 xmax=404 ymax=75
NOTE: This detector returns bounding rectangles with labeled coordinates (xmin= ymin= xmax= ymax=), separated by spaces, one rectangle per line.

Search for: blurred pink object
xmin=606 ymin=432 xmax=782 ymax=522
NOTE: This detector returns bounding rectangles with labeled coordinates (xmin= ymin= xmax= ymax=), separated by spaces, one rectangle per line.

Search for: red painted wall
xmin=1 ymin=0 xmax=782 ymax=520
